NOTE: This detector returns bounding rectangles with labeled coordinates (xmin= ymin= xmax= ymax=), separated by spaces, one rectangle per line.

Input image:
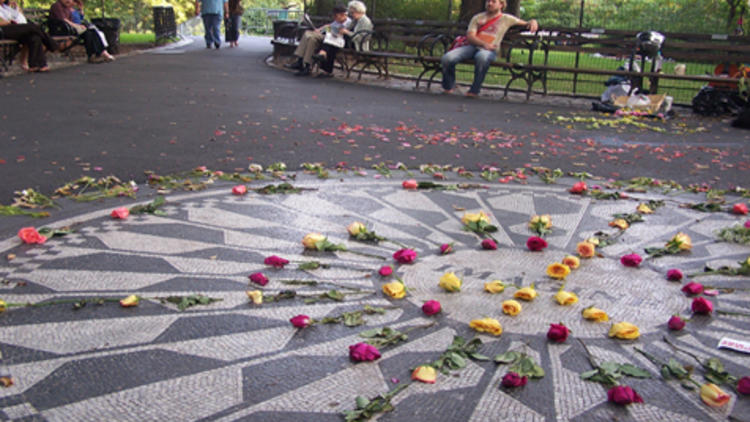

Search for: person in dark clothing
xmin=225 ymin=0 xmax=242 ymax=47
xmin=0 ymin=0 xmax=57 ymax=71
xmin=49 ymin=0 xmax=114 ymax=63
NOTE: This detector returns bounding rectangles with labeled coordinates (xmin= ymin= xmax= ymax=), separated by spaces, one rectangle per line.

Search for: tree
xmin=459 ymin=0 xmax=483 ymax=22
xmin=725 ymin=0 xmax=746 ymax=30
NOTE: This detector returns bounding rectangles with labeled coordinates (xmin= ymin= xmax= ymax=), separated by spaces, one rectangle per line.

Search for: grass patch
xmin=120 ymin=32 xmax=156 ymax=44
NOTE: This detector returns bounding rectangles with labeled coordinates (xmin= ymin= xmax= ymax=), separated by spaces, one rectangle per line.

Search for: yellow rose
xmin=0 ymin=299 xmax=7 ymax=313
xmin=461 ymin=211 xmax=490 ymax=225
xmin=746 ymin=256 xmax=750 ymax=266
xmin=382 ymin=281 xmax=406 ymax=299
xmin=700 ymin=383 xmax=730 ymax=408
xmin=609 ymin=322 xmax=640 ymax=339
xmin=529 ymin=214 xmax=552 ymax=229
xmin=502 ymin=299 xmax=522 ymax=316
xmin=669 ymin=232 xmax=692 ymax=251
xmin=411 ymin=365 xmax=437 ymax=384
xmin=636 ymin=203 xmax=653 ymax=214
xmin=562 ymin=255 xmax=580 ymax=269
xmin=609 ymin=218 xmax=629 ymax=230
xmin=554 ymin=290 xmax=578 ymax=306
xmin=577 ymin=241 xmax=596 ymax=258
xmin=469 ymin=317 xmax=503 ymax=336
xmin=586 ymin=237 xmax=600 ymax=246
xmin=119 ymin=295 xmax=139 ymax=307
xmin=347 ymin=221 xmax=367 ymax=236
xmin=582 ymin=306 xmax=609 ymax=322
xmin=484 ymin=280 xmax=506 ymax=294
xmin=246 ymin=290 xmax=263 ymax=305
xmin=302 ymin=232 xmax=327 ymax=249
xmin=439 ymin=272 xmax=462 ymax=292
xmin=546 ymin=262 xmax=571 ymax=280
xmin=514 ymin=286 xmax=537 ymax=301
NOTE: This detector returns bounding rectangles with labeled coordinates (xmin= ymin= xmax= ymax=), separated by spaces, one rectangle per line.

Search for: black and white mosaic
xmin=0 ymin=177 xmax=748 ymax=421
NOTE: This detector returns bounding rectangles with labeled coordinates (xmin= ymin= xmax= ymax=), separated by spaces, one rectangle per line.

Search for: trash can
xmin=91 ymin=18 xmax=121 ymax=55
xmin=153 ymin=6 xmax=177 ymax=40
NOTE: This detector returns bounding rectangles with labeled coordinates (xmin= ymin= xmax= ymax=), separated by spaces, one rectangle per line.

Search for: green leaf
xmin=580 ymin=369 xmax=599 ymax=380
xmin=358 ymin=328 xmax=381 ymax=338
xmin=680 ymin=380 xmax=696 ymax=390
xmin=494 ymin=351 xmax=521 ymax=364
xmin=667 ymin=358 xmax=689 ymax=378
xmin=342 ymin=312 xmax=364 ymax=327
xmin=298 ymin=261 xmax=321 ymax=270
xmin=325 ymin=290 xmax=344 ymax=301
xmin=599 ymin=362 xmax=620 ymax=375
xmin=355 ymin=396 xmax=370 ymax=409
xmin=704 ymin=358 xmax=724 ymax=374
xmin=618 ymin=363 xmax=651 ymax=378
xmin=448 ymin=352 xmax=467 ymax=369
xmin=468 ymin=352 xmax=490 ymax=361
xmin=660 ymin=365 xmax=672 ymax=380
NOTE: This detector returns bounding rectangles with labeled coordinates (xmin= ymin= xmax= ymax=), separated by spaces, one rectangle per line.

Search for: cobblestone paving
xmin=0 ymin=176 xmax=748 ymax=421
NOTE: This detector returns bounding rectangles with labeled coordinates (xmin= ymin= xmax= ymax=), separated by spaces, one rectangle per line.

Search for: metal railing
xmin=244 ymin=8 xmax=305 ymax=35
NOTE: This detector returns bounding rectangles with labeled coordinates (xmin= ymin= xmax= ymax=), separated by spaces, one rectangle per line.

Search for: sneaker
xmin=465 ymin=92 xmax=478 ymax=98
xmin=294 ymin=64 xmax=311 ymax=76
xmin=214 ymin=43 xmax=220 ymax=49
xmin=284 ymin=59 xmax=303 ymax=70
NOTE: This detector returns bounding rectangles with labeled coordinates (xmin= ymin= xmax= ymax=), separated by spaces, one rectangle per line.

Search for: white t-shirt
xmin=0 ymin=4 xmax=28 ymax=24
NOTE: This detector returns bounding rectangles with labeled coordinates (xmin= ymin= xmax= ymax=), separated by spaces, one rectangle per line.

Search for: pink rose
xmin=620 ymin=253 xmax=642 ymax=267
xmin=264 ymin=255 xmax=289 ymax=268
xmin=17 ymin=227 xmax=46 ymax=244
xmin=349 ymin=342 xmax=381 ymax=362
xmin=402 ymin=179 xmax=418 ymax=190
xmin=378 ymin=265 xmax=393 ymax=277
xmin=745 ymin=220 xmax=750 ymax=228
xmin=440 ymin=243 xmax=453 ymax=255
xmin=232 ymin=185 xmax=247 ymax=195
xmin=111 ymin=207 xmax=130 ymax=219
xmin=667 ymin=315 xmax=686 ymax=331
xmin=526 ymin=236 xmax=548 ymax=252
xmin=666 ymin=269 xmax=683 ymax=281
xmin=681 ymin=281 xmax=704 ymax=296
xmin=570 ymin=181 xmax=587 ymax=194
xmin=290 ymin=314 xmax=311 ymax=328
xmin=481 ymin=238 xmax=498 ymax=250
xmin=738 ymin=377 xmax=750 ymax=395
xmin=248 ymin=272 xmax=269 ymax=286
xmin=393 ymin=248 xmax=417 ymax=264
xmin=422 ymin=300 xmax=441 ymax=316
xmin=732 ymin=203 xmax=748 ymax=215
xmin=547 ymin=323 xmax=570 ymax=343
xmin=501 ymin=372 xmax=528 ymax=388
xmin=608 ymin=385 xmax=644 ymax=405
xmin=691 ymin=297 xmax=713 ymax=315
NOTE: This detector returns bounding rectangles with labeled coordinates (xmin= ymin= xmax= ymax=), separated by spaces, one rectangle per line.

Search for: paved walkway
xmin=0 ymin=35 xmax=749 ymax=421
xmin=1 ymin=172 xmax=749 ymax=421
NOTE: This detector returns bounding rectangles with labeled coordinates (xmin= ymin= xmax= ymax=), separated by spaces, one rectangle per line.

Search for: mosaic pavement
xmin=0 ymin=176 xmax=748 ymax=421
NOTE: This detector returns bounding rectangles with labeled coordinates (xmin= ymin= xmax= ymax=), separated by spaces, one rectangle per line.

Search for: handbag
xmin=449 ymin=14 xmax=503 ymax=50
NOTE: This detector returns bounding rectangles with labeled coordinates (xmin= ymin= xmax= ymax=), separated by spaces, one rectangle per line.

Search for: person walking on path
xmin=196 ymin=0 xmax=228 ymax=49
xmin=441 ymin=0 xmax=537 ymax=97
xmin=225 ymin=0 xmax=242 ymax=47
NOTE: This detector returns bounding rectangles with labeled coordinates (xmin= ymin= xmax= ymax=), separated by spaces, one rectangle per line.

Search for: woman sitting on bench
xmin=49 ymin=0 xmax=114 ymax=63
xmin=0 ymin=0 xmax=57 ymax=72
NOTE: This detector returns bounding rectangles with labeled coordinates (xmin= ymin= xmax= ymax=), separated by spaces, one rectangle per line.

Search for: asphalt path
xmin=1 ymin=35 xmax=749 ymax=203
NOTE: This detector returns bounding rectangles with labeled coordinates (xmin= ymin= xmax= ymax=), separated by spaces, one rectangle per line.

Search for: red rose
xmin=570 ymin=181 xmax=587 ymax=194
xmin=264 ymin=255 xmax=289 ymax=268
xmin=248 ymin=272 xmax=269 ymax=286
xmin=17 ymin=227 xmax=46 ymax=244
xmin=608 ymin=385 xmax=643 ymax=405
xmin=620 ymin=253 xmax=642 ymax=267
xmin=681 ymin=281 xmax=704 ymax=296
xmin=501 ymin=372 xmax=528 ymax=388
xmin=667 ymin=315 xmax=686 ymax=331
xmin=732 ymin=203 xmax=748 ymax=215
xmin=402 ymin=179 xmax=418 ymax=190
xmin=481 ymin=238 xmax=498 ymax=250
xmin=378 ymin=265 xmax=393 ymax=276
xmin=349 ymin=342 xmax=381 ymax=362
xmin=440 ymin=243 xmax=453 ymax=255
xmin=290 ymin=314 xmax=311 ymax=328
xmin=547 ymin=323 xmax=570 ymax=343
xmin=111 ymin=207 xmax=130 ymax=219
xmin=393 ymin=248 xmax=417 ymax=264
xmin=691 ymin=297 xmax=713 ymax=315
xmin=666 ymin=269 xmax=683 ymax=281
xmin=526 ymin=236 xmax=548 ymax=252
xmin=232 ymin=185 xmax=247 ymax=195
xmin=738 ymin=376 xmax=750 ymax=395
xmin=421 ymin=300 xmax=441 ymax=316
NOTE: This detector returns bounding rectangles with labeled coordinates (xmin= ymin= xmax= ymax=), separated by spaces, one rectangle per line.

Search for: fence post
xmin=572 ymin=0 xmax=585 ymax=96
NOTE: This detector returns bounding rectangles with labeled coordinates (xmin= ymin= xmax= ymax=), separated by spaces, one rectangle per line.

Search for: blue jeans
xmin=441 ymin=45 xmax=497 ymax=94
xmin=202 ymin=13 xmax=222 ymax=47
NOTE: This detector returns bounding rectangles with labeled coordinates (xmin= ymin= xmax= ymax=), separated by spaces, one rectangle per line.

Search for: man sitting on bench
xmin=441 ymin=0 xmax=538 ymax=97
xmin=0 ymin=0 xmax=57 ymax=72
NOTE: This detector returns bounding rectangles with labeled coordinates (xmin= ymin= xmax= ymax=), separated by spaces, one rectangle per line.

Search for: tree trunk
xmin=459 ymin=0 xmax=483 ymax=23
xmin=506 ymin=0 xmax=520 ymax=16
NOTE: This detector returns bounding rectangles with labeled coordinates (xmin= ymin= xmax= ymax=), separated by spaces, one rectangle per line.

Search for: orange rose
xmin=546 ymin=262 xmax=571 ymax=280
xmin=502 ymin=299 xmax=522 ymax=316
xmin=609 ymin=219 xmax=629 ymax=230
xmin=562 ymin=255 xmax=580 ymax=269
xmin=577 ymin=241 xmax=596 ymax=258
xmin=514 ymin=286 xmax=537 ymax=301
xmin=700 ymin=383 xmax=730 ymax=408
